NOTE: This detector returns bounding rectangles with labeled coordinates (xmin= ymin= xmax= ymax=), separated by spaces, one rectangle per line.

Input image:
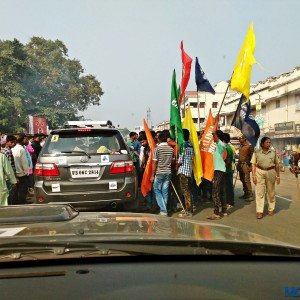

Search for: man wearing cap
xmin=237 ymin=135 xmax=254 ymax=200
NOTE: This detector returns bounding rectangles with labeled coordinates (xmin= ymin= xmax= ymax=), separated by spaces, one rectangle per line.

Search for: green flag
xmin=169 ymin=69 xmax=184 ymax=152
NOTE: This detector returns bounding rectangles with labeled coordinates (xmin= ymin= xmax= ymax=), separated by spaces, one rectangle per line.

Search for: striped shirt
xmin=153 ymin=142 xmax=174 ymax=174
xmin=1 ymin=146 xmax=16 ymax=174
xmin=178 ymin=141 xmax=194 ymax=177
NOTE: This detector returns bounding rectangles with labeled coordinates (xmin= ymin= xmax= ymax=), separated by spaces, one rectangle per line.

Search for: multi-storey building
xmin=221 ymin=67 xmax=300 ymax=150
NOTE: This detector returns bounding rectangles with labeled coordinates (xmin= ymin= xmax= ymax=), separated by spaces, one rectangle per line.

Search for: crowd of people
xmin=0 ymin=133 xmax=46 ymax=206
xmin=127 ymin=126 xmax=282 ymax=220
xmin=0 ymin=127 xmax=291 ymax=221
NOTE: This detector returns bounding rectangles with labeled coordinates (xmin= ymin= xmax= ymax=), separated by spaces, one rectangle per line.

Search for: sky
xmin=1 ymin=0 xmax=300 ymax=130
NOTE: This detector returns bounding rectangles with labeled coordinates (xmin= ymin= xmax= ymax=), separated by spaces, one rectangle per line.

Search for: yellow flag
xmin=182 ymin=107 xmax=203 ymax=185
xmin=230 ymin=22 xmax=256 ymax=100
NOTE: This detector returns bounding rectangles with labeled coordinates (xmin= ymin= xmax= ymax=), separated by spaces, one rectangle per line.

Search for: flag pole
xmin=204 ymin=94 xmax=206 ymax=128
xmin=183 ymin=94 xmax=186 ymax=118
xmin=171 ymin=181 xmax=186 ymax=213
xmin=197 ymin=91 xmax=201 ymax=131
xmin=217 ymin=79 xmax=231 ymax=116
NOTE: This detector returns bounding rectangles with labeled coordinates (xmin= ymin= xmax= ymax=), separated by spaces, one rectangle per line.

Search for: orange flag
xmin=141 ymin=119 xmax=156 ymax=197
xmin=200 ymin=110 xmax=216 ymax=181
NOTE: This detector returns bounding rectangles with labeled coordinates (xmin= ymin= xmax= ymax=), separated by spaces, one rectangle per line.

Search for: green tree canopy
xmin=0 ymin=37 xmax=104 ymax=131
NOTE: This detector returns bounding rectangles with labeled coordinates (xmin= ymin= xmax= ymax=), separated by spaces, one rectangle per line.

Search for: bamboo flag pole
xmin=217 ymin=79 xmax=231 ymax=116
xmin=183 ymin=95 xmax=186 ymax=118
xmin=171 ymin=181 xmax=186 ymax=213
xmin=197 ymin=91 xmax=201 ymax=131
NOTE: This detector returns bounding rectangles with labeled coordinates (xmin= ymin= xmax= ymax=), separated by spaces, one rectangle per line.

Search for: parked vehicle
xmin=34 ymin=121 xmax=138 ymax=211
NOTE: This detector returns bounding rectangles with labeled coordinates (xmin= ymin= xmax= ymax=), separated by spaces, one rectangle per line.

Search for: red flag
xmin=179 ymin=41 xmax=192 ymax=104
xmin=141 ymin=119 xmax=156 ymax=197
xmin=200 ymin=110 xmax=216 ymax=181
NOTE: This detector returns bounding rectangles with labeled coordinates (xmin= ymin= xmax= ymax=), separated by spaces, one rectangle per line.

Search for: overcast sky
xmin=1 ymin=0 xmax=299 ymax=130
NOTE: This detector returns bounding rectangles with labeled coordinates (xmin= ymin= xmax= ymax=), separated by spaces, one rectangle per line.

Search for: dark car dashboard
xmin=0 ymin=256 xmax=299 ymax=300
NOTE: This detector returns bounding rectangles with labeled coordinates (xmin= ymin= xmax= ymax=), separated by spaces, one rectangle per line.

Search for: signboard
xmin=256 ymin=101 xmax=261 ymax=111
xmin=28 ymin=116 xmax=48 ymax=134
xmin=273 ymin=133 xmax=295 ymax=139
xmin=274 ymin=121 xmax=294 ymax=132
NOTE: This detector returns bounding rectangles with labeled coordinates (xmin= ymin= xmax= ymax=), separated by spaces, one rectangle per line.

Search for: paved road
xmin=172 ymin=169 xmax=300 ymax=247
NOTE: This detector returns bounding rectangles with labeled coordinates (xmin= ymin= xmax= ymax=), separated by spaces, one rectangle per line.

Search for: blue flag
xmin=231 ymin=95 xmax=260 ymax=147
xmin=195 ymin=57 xmax=215 ymax=94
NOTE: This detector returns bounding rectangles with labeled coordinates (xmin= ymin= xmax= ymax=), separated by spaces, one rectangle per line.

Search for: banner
xmin=28 ymin=116 xmax=48 ymax=134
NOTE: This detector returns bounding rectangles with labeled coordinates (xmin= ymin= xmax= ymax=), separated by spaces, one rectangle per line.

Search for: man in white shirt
xmin=12 ymin=134 xmax=30 ymax=204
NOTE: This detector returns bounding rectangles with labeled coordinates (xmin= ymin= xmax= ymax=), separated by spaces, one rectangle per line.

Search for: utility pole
xmin=146 ymin=107 xmax=151 ymax=128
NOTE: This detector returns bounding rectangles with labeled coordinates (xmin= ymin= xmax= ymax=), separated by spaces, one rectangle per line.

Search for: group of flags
xmin=141 ymin=22 xmax=260 ymax=197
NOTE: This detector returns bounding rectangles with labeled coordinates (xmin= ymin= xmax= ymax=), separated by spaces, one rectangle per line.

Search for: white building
xmin=180 ymin=81 xmax=234 ymax=131
xmin=221 ymin=67 xmax=300 ymax=149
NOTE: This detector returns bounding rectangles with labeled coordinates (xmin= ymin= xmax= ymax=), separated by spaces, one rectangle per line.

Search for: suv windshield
xmin=42 ymin=130 xmax=126 ymax=155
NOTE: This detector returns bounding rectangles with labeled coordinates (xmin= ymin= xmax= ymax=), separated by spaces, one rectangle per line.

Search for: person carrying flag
xmin=150 ymin=131 xmax=175 ymax=216
xmin=177 ymin=129 xmax=194 ymax=218
xmin=207 ymin=117 xmax=227 ymax=220
xmin=139 ymin=133 xmax=157 ymax=213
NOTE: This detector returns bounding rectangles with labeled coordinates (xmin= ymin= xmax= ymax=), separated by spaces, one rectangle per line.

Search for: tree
xmin=0 ymin=39 xmax=28 ymax=99
xmin=23 ymin=37 xmax=103 ymax=128
xmin=0 ymin=37 xmax=104 ymax=132
xmin=0 ymin=39 xmax=28 ymax=132
xmin=0 ymin=97 xmax=26 ymax=133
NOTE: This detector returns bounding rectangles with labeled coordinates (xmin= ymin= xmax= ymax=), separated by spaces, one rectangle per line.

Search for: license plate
xmin=70 ymin=167 xmax=100 ymax=178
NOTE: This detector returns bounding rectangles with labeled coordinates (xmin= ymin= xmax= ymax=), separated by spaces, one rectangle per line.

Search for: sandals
xmin=207 ymin=213 xmax=222 ymax=220
xmin=178 ymin=212 xmax=192 ymax=218
xmin=256 ymin=212 xmax=263 ymax=219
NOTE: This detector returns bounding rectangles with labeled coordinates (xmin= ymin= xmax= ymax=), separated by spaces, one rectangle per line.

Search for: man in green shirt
xmin=0 ymin=153 xmax=17 ymax=206
xmin=207 ymin=117 xmax=227 ymax=220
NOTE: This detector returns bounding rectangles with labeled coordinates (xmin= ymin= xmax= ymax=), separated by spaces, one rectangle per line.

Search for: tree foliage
xmin=0 ymin=37 xmax=103 ymax=131
xmin=0 ymin=97 xmax=26 ymax=133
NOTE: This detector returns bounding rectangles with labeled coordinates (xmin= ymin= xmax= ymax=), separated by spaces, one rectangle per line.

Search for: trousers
xmin=212 ymin=171 xmax=226 ymax=214
xmin=239 ymin=163 xmax=253 ymax=197
xmin=178 ymin=174 xmax=192 ymax=211
xmin=153 ymin=173 xmax=172 ymax=214
xmin=255 ymin=168 xmax=276 ymax=213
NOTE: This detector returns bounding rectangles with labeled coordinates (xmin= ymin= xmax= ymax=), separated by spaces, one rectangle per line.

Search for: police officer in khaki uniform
xmin=237 ymin=135 xmax=254 ymax=200
xmin=251 ymin=137 xmax=280 ymax=219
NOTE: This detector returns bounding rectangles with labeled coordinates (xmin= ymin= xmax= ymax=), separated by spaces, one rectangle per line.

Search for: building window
xmin=199 ymin=102 xmax=205 ymax=108
xmin=192 ymin=118 xmax=205 ymax=124
xmin=276 ymin=99 xmax=280 ymax=108
xmin=296 ymin=94 xmax=300 ymax=111
xmin=189 ymin=102 xmax=197 ymax=108
xmin=212 ymin=102 xmax=218 ymax=108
